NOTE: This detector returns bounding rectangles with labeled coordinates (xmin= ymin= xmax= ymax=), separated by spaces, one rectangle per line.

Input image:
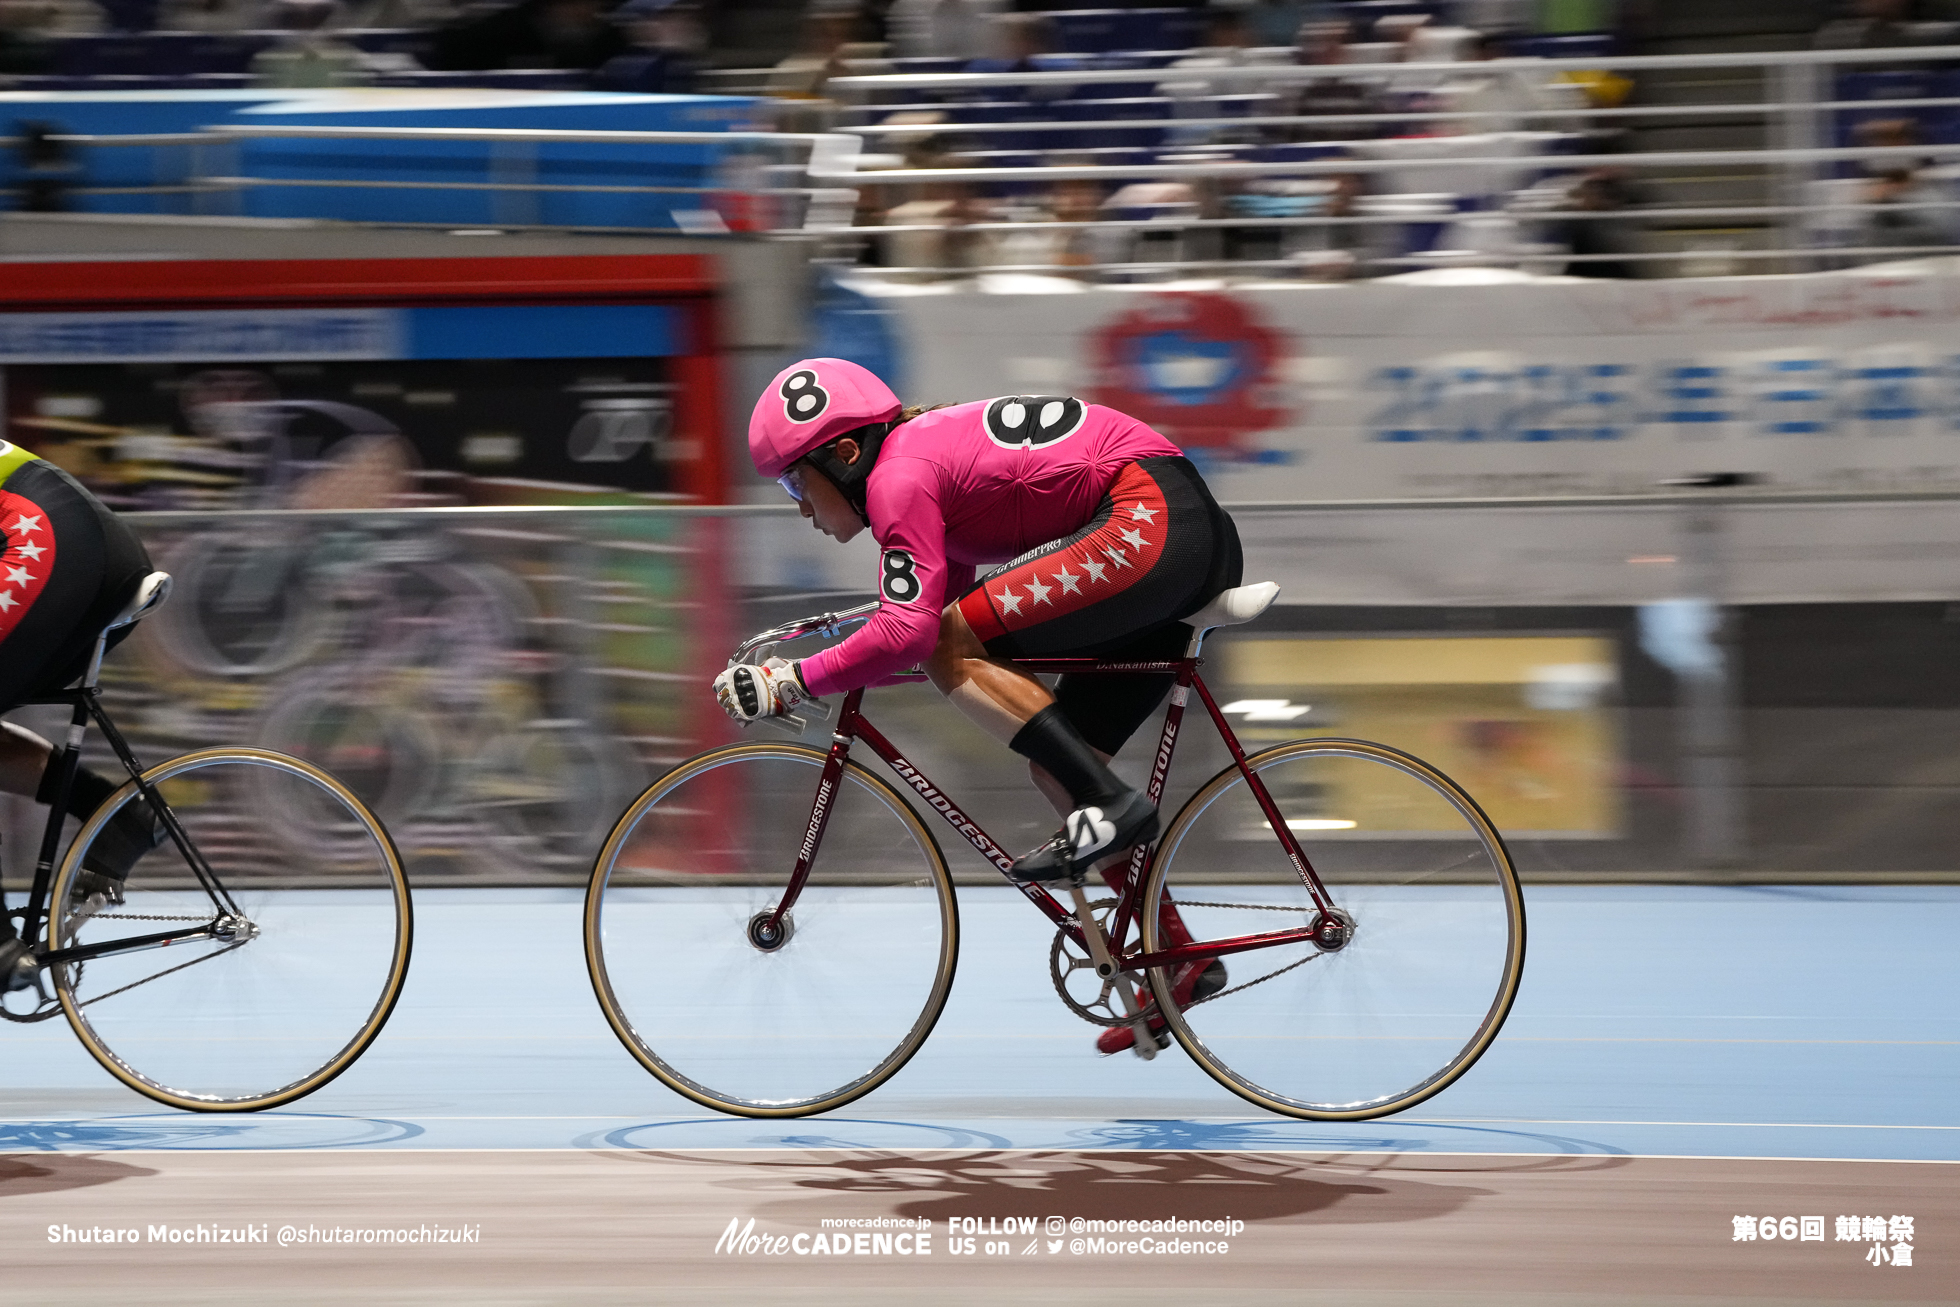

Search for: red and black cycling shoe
xmin=1096 ymin=957 xmax=1226 ymax=1055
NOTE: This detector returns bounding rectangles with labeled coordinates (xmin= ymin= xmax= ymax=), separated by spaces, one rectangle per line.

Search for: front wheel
xmin=1141 ymin=738 xmax=1525 ymax=1120
xmin=48 ymin=748 xmax=413 ymax=1112
xmin=585 ymin=742 xmax=959 ymax=1117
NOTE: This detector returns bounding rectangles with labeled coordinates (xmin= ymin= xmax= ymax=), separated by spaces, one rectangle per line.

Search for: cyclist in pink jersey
xmin=716 ymin=360 xmax=1242 ymax=1052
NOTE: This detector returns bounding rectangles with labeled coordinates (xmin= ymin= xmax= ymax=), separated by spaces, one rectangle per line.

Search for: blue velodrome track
xmin=2 ymin=884 xmax=1954 ymax=1160
xmin=4 ymin=883 xmax=1956 ymax=1304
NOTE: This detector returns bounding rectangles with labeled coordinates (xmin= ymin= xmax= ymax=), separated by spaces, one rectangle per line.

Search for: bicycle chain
xmin=1161 ymin=898 xmax=1324 ymax=1007
xmin=15 ymin=908 xmax=244 ymax=1017
xmin=1185 ymin=951 xmax=1321 ymax=1008
xmin=1166 ymin=899 xmax=1312 ymax=912
xmin=71 ymin=940 xmax=248 ymax=1010
xmin=1051 ymin=898 xmax=1324 ymax=1025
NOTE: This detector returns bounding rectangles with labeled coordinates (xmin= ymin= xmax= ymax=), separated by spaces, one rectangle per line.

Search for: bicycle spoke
xmin=1144 ymin=739 xmax=1525 ymax=1120
xmin=52 ymin=748 xmax=412 ymax=1111
xmin=587 ymin=743 xmax=957 ymax=1117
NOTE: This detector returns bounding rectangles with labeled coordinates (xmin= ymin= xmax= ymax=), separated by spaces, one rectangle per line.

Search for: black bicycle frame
xmin=4 ymin=685 xmax=236 ymax=968
xmin=758 ymin=657 xmax=1341 ymax=974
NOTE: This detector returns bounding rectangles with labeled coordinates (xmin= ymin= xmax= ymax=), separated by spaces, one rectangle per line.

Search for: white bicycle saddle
xmin=1186 ymin=581 xmax=1279 ymax=633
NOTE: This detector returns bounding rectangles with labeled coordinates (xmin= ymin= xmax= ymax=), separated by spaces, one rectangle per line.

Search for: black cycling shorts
xmin=955 ymin=455 xmax=1241 ymax=755
xmin=0 ymin=456 xmax=153 ymax=711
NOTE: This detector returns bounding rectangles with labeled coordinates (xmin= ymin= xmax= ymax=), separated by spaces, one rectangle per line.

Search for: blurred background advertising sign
xmin=0 ymin=255 xmax=728 ymax=510
xmin=846 ymin=267 xmax=1960 ymax=500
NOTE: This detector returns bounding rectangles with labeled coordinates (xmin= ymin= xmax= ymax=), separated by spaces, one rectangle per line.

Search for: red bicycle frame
xmin=757 ymin=657 xmax=1342 ymax=976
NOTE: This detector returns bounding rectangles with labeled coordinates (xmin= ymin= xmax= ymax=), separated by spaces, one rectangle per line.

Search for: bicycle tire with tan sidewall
xmin=1141 ymin=736 xmax=1526 ymax=1121
xmin=48 ymin=747 xmax=413 ymax=1113
xmin=585 ymin=741 xmax=959 ymax=1118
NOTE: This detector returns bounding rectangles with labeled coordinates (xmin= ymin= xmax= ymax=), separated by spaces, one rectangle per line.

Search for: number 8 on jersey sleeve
xmin=880 ymin=549 xmax=920 ymax=603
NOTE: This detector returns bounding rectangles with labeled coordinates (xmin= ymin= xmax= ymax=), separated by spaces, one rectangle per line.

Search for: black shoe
xmin=1009 ymin=790 xmax=1159 ymax=884
xmin=1191 ymin=957 xmax=1227 ymax=1002
xmin=76 ymin=801 xmax=166 ymax=896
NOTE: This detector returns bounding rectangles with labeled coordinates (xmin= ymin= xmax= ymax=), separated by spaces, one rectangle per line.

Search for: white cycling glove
xmin=713 ymin=657 xmax=809 ymax=722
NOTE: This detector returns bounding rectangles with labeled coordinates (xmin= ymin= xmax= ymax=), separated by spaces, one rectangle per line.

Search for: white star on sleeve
xmin=1104 ymin=547 xmax=1132 ymax=569
xmin=3 ymin=565 xmax=30 ymax=586
xmin=1025 ymin=577 xmax=1053 ymax=606
xmin=11 ymin=515 xmax=41 ymax=534
xmin=1128 ymin=501 xmax=1159 ymax=523
xmin=1053 ymin=568 xmax=1081 ymax=595
xmin=0 ymin=591 xmax=15 ymax=612
xmin=996 ymin=589 xmax=1023 ymax=617
xmin=13 ymin=542 xmax=44 ymax=561
xmin=1079 ymin=556 xmax=1108 ymax=584
xmin=1118 ymin=527 xmax=1150 ymax=551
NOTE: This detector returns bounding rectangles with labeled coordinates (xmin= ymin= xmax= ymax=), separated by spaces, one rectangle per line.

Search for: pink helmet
xmin=747 ymin=358 xmax=902 ymax=478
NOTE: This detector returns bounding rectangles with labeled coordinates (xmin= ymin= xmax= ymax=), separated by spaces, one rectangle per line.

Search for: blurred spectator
xmin=1101 ymin=175 xmax=1202 ymax=271
xmin=1429 ymin=30 xmax=1585 ymax=134
xmin=1243 ymin=0 xmax=1306 ymax=47
xmin=1555 ymin=167 xmax=1641 ymax=277
xmin=155 ymin=0 xmax=258 ymax=28
xmin=251 ymin=0 xmax=368 ymax=87
xmin=1284 ymin=20 xmax=1378 ymax=142
xmin=1160 ymin=7 xmax=1255 ymax=94
xmin=966 ymin=10 xmax=1049 ymax=71
xmin=594 ymin=0 xmax=704 ymax=92
xmin=1814 ymin=0 xmax=1923 ymax=49
xmin=1857 ymin=117 xmax=1955 ymax=256
xmin=887 ymin=0 xmax=1002 ymax=60
xmin=877 ymin=131 xmax=982 ymax=271
xmin=1226 ymin=170 xmax=1374 ymax=276
xmin=767 ymin=2 xmax=854 ymax=98
xmin=338 ymin=0 xmax=460 ymax=27
xmin=1158 ymin=8 xmax=1264 ymax=140
xmin=1372 ymin=10 xmax=1428 ymax=57
xmin=0 ymin=2 xmax=53 ymax=71
xmin=2 ymin=0 xmax=107 ymax=35
xmin=981 ymin=173 xmax=1126 ymax=275
xmin=427 ymin=0 xmax=630 ymax=72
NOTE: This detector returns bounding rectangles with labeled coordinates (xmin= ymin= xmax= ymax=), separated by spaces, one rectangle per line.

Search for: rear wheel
xmin=48 ymin=748 xmax=413 ymax=1112
xmin=1140 ymin=738 xmax=1524 ymax=1120
xmin=585 ymin=742 xmax=958 ymax=1117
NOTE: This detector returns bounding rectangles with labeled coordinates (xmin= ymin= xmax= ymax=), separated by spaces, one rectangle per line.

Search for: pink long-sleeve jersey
xmin=797 ymin=397 xmax=1181 ymax=697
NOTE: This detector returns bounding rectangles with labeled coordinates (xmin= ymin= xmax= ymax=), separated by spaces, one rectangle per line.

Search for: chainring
xmin=1048 ymin=897 xmax=1155 ymax=1028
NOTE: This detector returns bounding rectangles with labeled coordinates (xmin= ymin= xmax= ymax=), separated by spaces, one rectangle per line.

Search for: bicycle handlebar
xmin=728 ymin=601 xmax=882 ymax=668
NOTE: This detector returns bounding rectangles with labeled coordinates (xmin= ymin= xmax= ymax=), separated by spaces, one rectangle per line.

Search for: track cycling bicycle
xmin=585 ymin=581 xmax=1525 ymax=1120
xmin=0 ymin=570 xmax=413 ymax=1111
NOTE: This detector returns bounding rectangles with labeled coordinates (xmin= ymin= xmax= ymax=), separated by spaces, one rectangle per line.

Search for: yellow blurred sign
xmin=1223 ymin=635 xmax=1622 ymax=837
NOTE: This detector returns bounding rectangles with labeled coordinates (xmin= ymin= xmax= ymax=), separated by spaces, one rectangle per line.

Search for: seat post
xmin=80 ymin=629 xmax=112 ymax=692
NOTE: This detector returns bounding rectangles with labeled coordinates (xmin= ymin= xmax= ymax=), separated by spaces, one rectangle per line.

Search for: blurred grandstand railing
xmin=811 ymin=43 xmax=1960 ymax=280
xmin=15 ymin=44 xmax=1960 ymax=274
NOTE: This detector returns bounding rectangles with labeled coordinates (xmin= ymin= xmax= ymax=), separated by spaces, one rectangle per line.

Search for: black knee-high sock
xmin=36 ymin=759 xmax=120 ymax=821
xmin=1009 ymin=706 xmax=1132 ymax=810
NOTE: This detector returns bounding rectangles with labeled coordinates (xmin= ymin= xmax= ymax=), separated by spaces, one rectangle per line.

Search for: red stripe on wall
xmin=0 ymin=255 xmax=714 ymax=311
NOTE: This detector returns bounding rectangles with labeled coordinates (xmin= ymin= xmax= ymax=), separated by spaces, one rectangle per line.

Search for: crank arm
xmin=1068 ymin=881 xmax=1156 ymax=1062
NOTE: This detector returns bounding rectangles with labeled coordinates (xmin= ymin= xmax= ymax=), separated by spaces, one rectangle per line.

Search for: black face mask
xmin=805 ymin=420 xmax=895 ymax=526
